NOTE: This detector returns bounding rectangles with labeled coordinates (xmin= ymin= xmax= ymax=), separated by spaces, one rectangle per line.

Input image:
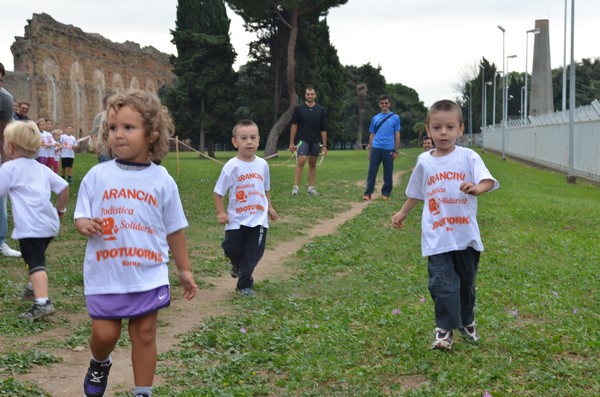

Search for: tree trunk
xmin=207 ymin=138 xmax=215 ymax=158
xmin=199 ymin=126 xmax=205 ymax=156
xmin=199 ymin=96 xmax=206 ymax=156
xmin=356 ymin=83 xmax=367 ymax=149
xmin=264 ymin=105 xmax=294 ymax=155
xmin=264 ymin=8 xmax=299 ymax=157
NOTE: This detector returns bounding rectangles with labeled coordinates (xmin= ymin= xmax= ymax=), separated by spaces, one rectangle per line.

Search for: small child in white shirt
xmin=214 ymin=119 xmax=278 ymax=297
xmin=60 ymin=124 xmax=78 ymax=183
xmin=0 ymin=120 xmax=69 ymax=320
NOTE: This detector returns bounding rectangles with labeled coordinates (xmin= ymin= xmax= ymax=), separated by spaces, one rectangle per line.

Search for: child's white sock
xmin=133 ymin=386 xmax=153 ymax=396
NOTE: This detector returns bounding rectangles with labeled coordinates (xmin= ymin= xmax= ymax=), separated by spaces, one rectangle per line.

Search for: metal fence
xmin=482 ymin=100 xmax=600 ymax=182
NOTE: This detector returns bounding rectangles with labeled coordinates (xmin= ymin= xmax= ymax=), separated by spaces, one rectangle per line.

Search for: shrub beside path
xmin=13 ymin=174 xmax=402 ymax=396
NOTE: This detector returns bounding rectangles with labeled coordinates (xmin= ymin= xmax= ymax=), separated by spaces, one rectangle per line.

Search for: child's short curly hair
xmin=4 ymin=121 xmax=41 ymax=157
xmin=98 ymin=89 xmax=174 ymax=161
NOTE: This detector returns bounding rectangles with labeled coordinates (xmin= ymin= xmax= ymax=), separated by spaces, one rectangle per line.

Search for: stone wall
xmin=5 ymin=13 xmax=174 ymax=137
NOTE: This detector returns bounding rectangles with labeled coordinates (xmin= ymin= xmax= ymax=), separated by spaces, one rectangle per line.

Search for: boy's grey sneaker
xmin=237 ymin=288 xmax=256 ymax=297
xmin=307 ymin=186 xmax=319 ymax=196
xmin=83 ymin=358 xmax=112 ymax=397
xmin=21 ymin=286 xmax=35 ymax=300
xmin=459 ymin=322 xmax=480 ymax=343
xmin=431 ymin=328 xmax=453 ymax=351
xmin=291 ymin=186 xmax=299 ymax=196
xmin=230 ymin=263 xmax=240 ymax=278
xmin=18 ymin=300 xmax=55 ymax=320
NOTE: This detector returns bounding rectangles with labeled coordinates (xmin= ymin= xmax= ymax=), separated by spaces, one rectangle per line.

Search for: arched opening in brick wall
xmin=42 ymin=57 xmax=60 ymax=122
xmin=113 ymin=73 xmax=124 ymax=93
xmin=93 ymin=69 xmax=106 ymax=115
xmin=146 ymin=79 xmax=156 ymax=95
xmin=130 ymin=76 xmax=140 ymax=90
xmin=70 ymin=61 xmax=86 ymax=135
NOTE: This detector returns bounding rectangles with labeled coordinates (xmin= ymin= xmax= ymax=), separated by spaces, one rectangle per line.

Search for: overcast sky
xmin=1 ymin=0 xmax=597 ymax=107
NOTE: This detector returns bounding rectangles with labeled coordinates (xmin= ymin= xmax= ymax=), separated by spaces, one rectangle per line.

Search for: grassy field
xmin=0 ymin=149 xmax=598 ymax=396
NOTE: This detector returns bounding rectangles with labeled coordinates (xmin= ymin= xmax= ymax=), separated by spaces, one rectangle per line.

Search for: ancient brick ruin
xmin=5 ymin=13 xmax=174 ymax=136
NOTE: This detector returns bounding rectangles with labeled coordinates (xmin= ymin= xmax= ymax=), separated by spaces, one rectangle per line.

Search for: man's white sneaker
xmin=291 ymin=186 xmax=299 ymax=196
xmin=1 ymin=242 xmax=21 ymax=257
xmin=307 ymin=187 xmax=319 ymax=196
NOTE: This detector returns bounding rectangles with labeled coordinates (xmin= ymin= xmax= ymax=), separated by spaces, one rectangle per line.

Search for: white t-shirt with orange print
xmin=60 ymin=134 xmax=78 ymax=158
xmin=405 ymin=146 xmax=499 ymax=257
xmin=74 ymin=161 xmax=188 ymax=295
xmin=0 ymin=157 xmax=68 ymax=239
xmin=214 ymin=156 xmax=271 ymax=231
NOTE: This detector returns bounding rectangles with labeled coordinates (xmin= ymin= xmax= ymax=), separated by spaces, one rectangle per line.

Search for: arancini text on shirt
xmin=102 ymin=188 xmax=158 ymax=208
xmin=237 ymin=172 xmax=264 ymax=182
xmin=427 ymin=171 xmax=465 ymax=186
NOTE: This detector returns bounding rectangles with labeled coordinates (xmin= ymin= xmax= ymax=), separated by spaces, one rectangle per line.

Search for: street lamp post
xmin=501 ymin=53 xmax=517 ymax=159
xmin=506 ymin=54 xmax=517 ymax=120
xmin=525 ymin=28 xmax=541 ymax=121
xmin=567 ymin=0 xmax=576 ymax=183
xmin=562 ymin=0 xmax=568 ymax=112
xmin=466 ymin=94 xmax=472 ymax=137
xmin=480 ymin=64 xmax=485 ymax=131
xmin=505 ymin=54 xmax=517 ymax=127
xmin=466 ymin=82 xmax=473 ymax=139
xmin=493 ymin=71 xmax=501 ymax=127
xmin=483 ymin=81 xmax=492 ymax=127
xmin=497 ymin=25 xmax=507 ymax=159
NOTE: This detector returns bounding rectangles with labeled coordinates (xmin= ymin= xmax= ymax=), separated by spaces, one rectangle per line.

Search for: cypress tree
xmin=167 ymin=0 xmax=237 ymax=156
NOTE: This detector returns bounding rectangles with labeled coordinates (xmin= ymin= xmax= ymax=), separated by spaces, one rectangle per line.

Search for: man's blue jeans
xmin=364 ymin=147 xmax=394 ymax=197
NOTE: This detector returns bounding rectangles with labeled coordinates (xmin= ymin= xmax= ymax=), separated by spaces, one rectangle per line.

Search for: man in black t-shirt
xmin=289 ymin=86 xmax=327 ymax=196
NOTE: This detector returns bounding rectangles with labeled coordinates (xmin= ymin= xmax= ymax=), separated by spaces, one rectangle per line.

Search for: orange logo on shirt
xmin=428 ymin=197 xmax=440 ymax=215
xmin=235 ymin=189 xmax=247 ymax=203
xmin=102 ymin=217 xmax=119 ymax=241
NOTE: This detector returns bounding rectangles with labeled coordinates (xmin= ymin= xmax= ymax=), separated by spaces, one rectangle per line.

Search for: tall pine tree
xmin=167 ymin=0 xmax=237 ymax=156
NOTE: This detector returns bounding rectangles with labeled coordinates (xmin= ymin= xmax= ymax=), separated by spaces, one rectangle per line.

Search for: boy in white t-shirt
xmin=60 ymin=124 xmax=78 ymax=183
xmin=214 ymin=120 xmax=278 ymax=296
xmin=0 ymin=121 xmax=69 ymax=320
xmin=392 ymin=100 xmax=499 ymax=351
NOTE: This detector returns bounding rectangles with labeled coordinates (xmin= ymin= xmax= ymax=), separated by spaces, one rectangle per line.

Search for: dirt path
xmin=13 ymin=176 xmax=400 ymax=396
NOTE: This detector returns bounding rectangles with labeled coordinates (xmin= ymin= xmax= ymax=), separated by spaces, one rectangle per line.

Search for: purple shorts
xmin=86 ymin=285 xmax=170 ymax=319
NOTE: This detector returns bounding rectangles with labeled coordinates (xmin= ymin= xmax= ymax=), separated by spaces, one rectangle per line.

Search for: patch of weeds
xmin=0 ymin=313 xmax=57 ymax=337
xmin=0 ymin=377 xmax=51 ymax=396
xmin=0 ymin=351 xmax=61 ymax=374
xmin=194 ymin=256 xmax=230 ymax=277
xmin=42 ymin=321 xmax=91 ymax=350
